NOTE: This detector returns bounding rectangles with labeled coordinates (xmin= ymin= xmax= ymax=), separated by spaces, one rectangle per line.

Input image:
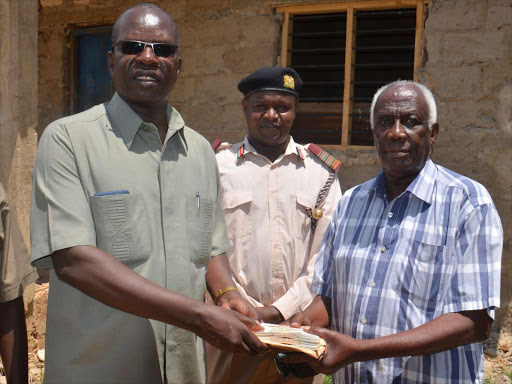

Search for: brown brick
xmin=40 ymin=0 xmax=64 ymax=7
xmin=439 ymin=31 xmax=509 ymax=64
xmin=486 ymin=4 xmax=512 ymax=31
xmin=496 ymin=85 xmax=512 ymax=135
xmin=436 ymin=97 xmax=498 ymax=132
xmin=178 ymin=102 xmax=225 ymax=133
xmin=223 ymin=45 xmax=277 ymax=74
xmin=177 ymin=22 xmax=197 ymax=48
xmin=162 ymin=0 xmax=188 ymax=21
xmin=186 ymin=0 xmax=229 ymax=11
xmin=180 ymin=45 xmax=225 ymax=76
xmin=229 ymin=0 xmax=272 ymax=15
xmin=482 ymin=59 xmax=512 ymax=94
xmin=428 ymin=65 xmax=482 ymax=99
xmin=424 ymin=31 xmax=444 ymax=65
xmin=196 ymin=17 xmax=242 ymax=46
xmin=39 ymin=57 xmax=64 ymax=82
xmin=39 ymin=80 xmax=65 ymax=107
xmin=242 ymin=16 xmax=280 ymax=45
xmin=169 ymin=76 xmax=197 ymax=104
xmin=221 ymin=103 xmax=246 ymax=131
xmin=47 ymin=35 xmax=66 ymax=58
xmin=426 ymin=0 xmax=483 ymax=32
xmin=197 ymin=74 xmax=244 ymax=105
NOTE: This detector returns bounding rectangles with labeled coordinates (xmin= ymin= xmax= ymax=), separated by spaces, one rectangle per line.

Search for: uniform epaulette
xmin=307 ymin=143 xmax=342 ymax=172
xmin=211 ymin=139 xmax=231 ymax=153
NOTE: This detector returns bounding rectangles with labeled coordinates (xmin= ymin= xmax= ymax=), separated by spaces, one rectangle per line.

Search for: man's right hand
xmin=282 ymin=295 xmax=331 ymax=328
xmin=255 ymin=306 xmax=284 ymax=324
xmin=197 ymin=304 xmax=268 ymax=357
xmin=282 ymin=311 xmax=312 ymax=327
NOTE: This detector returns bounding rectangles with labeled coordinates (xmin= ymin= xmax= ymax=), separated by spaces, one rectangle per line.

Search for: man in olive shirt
xmin=0 ymin=182 xmax=38 ymax=384
xmin=30 ymin=3 xmax=266 ymax=383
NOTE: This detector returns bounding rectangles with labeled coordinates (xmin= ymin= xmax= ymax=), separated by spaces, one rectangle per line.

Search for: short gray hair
xmin=369 ymin=80 xmax=437 ymax=130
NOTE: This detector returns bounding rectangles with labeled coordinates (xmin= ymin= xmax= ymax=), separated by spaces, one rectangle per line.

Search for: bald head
xmin=107 ymin=1 xmax=182 ymax=110
xmin=112 ymin=3 xmax=179 ymax=45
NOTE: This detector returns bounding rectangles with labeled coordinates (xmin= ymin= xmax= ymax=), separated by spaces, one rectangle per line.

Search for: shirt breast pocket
xmin=220 ymin=190 xmax=253 ymax=240
xmin=89 ymin=193 xmax=152 ymax=266
xmin=392 ymin=234 xmax=447 ymax=311
xmin=187 ymin=195 xmax=215 ymax=265
xmin=294 ymin=193 xmax=315 ymax=241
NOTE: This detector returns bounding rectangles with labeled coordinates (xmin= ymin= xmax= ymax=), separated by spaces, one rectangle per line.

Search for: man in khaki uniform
xmin=30 ymin=4 xmax=266 ymax=384
xmin=207 ymin=67 xmax=342 ymax=383
xmin=0 ymin=182 xmax=38 ymax=384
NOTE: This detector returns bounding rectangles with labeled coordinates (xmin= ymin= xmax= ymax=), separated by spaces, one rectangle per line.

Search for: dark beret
xmin=238 ymin=66 xmax=303 ymax=98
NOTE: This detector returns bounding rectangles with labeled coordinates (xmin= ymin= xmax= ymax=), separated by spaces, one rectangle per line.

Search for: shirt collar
xmin=369 ymin=158 xmax=437 ymax=204
xmin=239 ymin=135 xmax=305 ymax=163
xmin=406 ymin=157 xmax=437 ymax=204
xmin=106 ymin=92 xmax=185 ymax=149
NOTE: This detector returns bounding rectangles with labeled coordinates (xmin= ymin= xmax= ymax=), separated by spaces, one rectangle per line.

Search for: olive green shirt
xmin=0 ymin=183 xmax=38 ymax=303
xmin=30 ymin=93 xmax=229 ymax=384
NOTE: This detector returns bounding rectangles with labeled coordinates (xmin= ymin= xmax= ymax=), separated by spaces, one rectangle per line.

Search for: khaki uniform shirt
xmin=206 ymin=137 xmax=341 ymax=384
xmin=0 ymin=183 xmax=37 ymax=303
xmin=30 ymin=93 xmax=229 ymax=384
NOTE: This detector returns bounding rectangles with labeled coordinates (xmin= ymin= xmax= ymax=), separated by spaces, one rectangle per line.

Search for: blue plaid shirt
xmin=312 ymin=159 xmax=502 ymax=383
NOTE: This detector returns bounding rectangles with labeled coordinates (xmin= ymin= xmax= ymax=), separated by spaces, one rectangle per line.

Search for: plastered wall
xmin=420 ymin=0 xmax=512 ymax=326
xmin=35 ymin=0 xmax=512 ymax=327
xmin=0 ymin=0 xmax=40 ymax=371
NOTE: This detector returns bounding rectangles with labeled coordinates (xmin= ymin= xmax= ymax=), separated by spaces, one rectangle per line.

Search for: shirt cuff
xmin=211 ymin=240 xmax=229 ymax=257
xmin=0 ymin=269 xmax=38 ymax=303
xmin=443 ymin=297 xmax=500 ymax=319
xmin=272 ymin=292 xmax=301 ymax=321
xmin=31 ymin=230 xmax=97 ymax=268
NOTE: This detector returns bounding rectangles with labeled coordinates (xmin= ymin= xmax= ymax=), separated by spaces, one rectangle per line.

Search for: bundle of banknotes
xmin=254 ymin=323 xmax=326 ymax=359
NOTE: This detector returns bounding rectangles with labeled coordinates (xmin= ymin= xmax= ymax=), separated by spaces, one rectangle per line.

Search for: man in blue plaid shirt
xmin=283 ymin=81 xmax=503 ymax=383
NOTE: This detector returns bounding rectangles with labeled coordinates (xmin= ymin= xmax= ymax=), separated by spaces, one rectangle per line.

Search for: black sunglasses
xmin=112 ymin=40 xmax=179 ymax=58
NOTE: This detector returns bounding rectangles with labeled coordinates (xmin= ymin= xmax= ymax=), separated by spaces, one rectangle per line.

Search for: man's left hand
xmin=217 ymin=291 xmax=260 ymax=321
xmin=279 ymin=326 xmax=360 ymax=375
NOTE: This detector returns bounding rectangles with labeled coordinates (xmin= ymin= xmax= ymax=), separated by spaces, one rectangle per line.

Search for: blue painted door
xmin=74 ymin=26 xmax=114 ymax=113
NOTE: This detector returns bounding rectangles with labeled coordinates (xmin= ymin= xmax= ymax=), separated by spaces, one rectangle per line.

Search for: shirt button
xmin=388 ymin=212 xmax=393 ymax=218
xmin=370 ymin=281 xmax=376 ymax=288
xmin=361 ymin=318 xmax=367 ymax=325
xmin=380 ymin=246 xmax=386 ymax=253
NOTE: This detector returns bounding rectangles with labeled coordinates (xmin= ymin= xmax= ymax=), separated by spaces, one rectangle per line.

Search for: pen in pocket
xmin=196 ymin=192 xmax=200 ymax=215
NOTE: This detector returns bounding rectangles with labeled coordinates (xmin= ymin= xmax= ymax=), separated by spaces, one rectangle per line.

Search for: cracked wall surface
xmin=420 ymin=0 xmax=512 ymax=328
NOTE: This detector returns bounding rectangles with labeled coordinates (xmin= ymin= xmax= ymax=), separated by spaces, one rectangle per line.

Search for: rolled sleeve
xmin=0 ymin=189 xmax=38 ymax=302
xmin=443 ymin=203 xmax=503 ymax=317
xmin=30 ymin=123 xmax=96 ymax=268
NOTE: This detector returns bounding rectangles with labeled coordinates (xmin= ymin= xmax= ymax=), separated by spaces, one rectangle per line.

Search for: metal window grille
xmin=289 ymin=9 xmax=417 ymax=146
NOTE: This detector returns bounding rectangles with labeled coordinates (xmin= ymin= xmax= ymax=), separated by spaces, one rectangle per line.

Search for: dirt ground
xmin=18 ymin=282 xmax=512 ymax=384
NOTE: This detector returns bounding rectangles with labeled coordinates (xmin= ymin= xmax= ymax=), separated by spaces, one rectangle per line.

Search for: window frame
xmin=276 ymin=0 xmax=429 ymax=151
